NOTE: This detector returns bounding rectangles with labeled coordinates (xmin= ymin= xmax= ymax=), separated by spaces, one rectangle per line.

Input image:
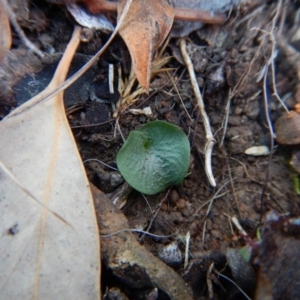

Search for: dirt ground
xmin=2 ymin=0 xmax=300 ymax=299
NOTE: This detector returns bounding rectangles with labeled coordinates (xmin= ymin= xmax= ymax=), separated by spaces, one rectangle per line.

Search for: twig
xmin=254 ymin=0 xmax=284 ymax=221
xmin=0 ymin=0 xmax=44 ymax=59
xmin=0 ymin=159 xmax=71 ymax=226
xmin=184 ymin=231 xmax=190 ymax=269
xmin=84 ymin=0 xmax=226 ymax=24
xmin=251 ymin=3 xmax=288 ymax=113
xmin=231 ymin=216 xmax=248 ymax=236
xmin=268 ymin=0 xmax=289 ymax=113
xmin=180 ymin=38 xmax=216 ymax=187
xmin=217 ymin=273 xmax=251 ymax=300
xmin=141 ymin=193 xmax=154 ymax=215
xmin=201 ymin=181 xmax=232 ymax=244
xmin=262 ymin=68 xmax=276 ymax=140
xmin=139 ymin=189 xmax=171 ymax=242
xmin=166 ymin=71 xmax=193 ymax=122
xmin=277 ymin=0 xmax=287 ymax=38
xmin=207 ymin=263 xmax=215 ymax=300
xmin=224 ymin=213 xmax=234 ymax=235
xmin=101 ymin=228 xmax=179 ymax=239
xmin=228 ymin=162 xmax=241 ymax=218
xmin=115 ymin=117 xmax=125 ymax=142
xmin=108 ymin=64 xmax=114 ymax=93
xmin=234 ymin=4 xmax=266 ymax=29
xmin=202 ymin=219 xmax=208 ymax=245
xmin=190 ymin=190 xmax=229 ymax=224
xmin=83 ymin=158 xmax=118 ymax=171
xmin=259 ymin=67 xmax=275 ymax=222
xmin=219 ymin=90 xmax=231 ymax=148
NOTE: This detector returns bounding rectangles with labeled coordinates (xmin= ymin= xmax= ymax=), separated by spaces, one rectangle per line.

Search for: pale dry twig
xmin=180 ymin=38 xmax=216 ymax=187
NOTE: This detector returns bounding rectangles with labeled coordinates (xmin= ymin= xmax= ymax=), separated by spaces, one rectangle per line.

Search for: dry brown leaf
xmin=0 ymin=27 xmax=100 ymax=299
xmin=0 ymin=0 xmax=11 ymax=64
xmin=117 ymin=0 xmax=174 ymax=91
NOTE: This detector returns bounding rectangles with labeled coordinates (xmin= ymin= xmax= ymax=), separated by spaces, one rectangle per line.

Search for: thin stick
xmin=115 ymin=118 xmax=125 ymax=142
xmin=269 ymin=0 xmax=289 ymax=113
xmin=231 ymin=216 xmax=248 ymax=236
xmin=225 ymin=213 xmax=234 ymax=235
xmin=191 ymin=191 xmax=229 ymax=223
xmin=108 ymin=64 xmax=114 ymax=93
xmin=207 ymin=263 xmax=215 ymax=300
xmin=101 ymin=228 xmax=179 ymax=239
xmin=260 ymin=67 xmax=275 ymax=222
xmin=201 ymin=181 xmax=232 ymax=244
xmin=262 ymin=68 xmax=276 ymax=140
xmin=83 ymin=158 xmax=118 ymax=171
xmin=217 ymin=273 xmax=251 ymax=300
xmin=0 ymin=0 xmax=44 ymax=58
xmin=184 ymin=231 xmax=190 ymax=269
xmin=166 ymin=71 xmax=193 ymax=122
xmin=139 ymin=189 xmax=171 ymax=242
xmin=219 ymin=90 xmax=231 ymax=148
xmin=228 ymin=163 xmax=241 ymax=218
xmin=202 ymin=219 xmax=208 ymax=245
xmin=141 ymin=193 xmax=154 ymax=215
xmin=180 ymin=38 xmax=216 ymax=187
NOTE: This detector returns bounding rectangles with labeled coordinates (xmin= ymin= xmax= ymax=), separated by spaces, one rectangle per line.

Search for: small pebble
xmin=183 ymin=180 xmax=194 ymax=188
xmin=181 ymin=206 xmax=194 ymax=217
xmin=176 ymin=198 xmax=187 ymax=209
xmin=161 ymin=203 xmax=168 ymax=211
xmin=170 ymin=190 xmax=179 ymax=204
xmin=210 ymin=230 xmax=222 ymax=239
xmin=233 ymin=165 xmax=245 ymax=178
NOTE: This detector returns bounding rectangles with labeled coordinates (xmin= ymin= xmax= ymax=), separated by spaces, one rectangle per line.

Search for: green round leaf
xmin=116 ymin=121 xmax=190 ymax=195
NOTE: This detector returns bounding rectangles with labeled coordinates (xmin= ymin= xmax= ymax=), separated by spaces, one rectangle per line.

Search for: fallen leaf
xmin=117 ymin=0 xmax=174 ymax=91
xmin=0 ymin=0 xmax=11 ymax=64
xmin=0 ymin=27 xmax=100 ymax=299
